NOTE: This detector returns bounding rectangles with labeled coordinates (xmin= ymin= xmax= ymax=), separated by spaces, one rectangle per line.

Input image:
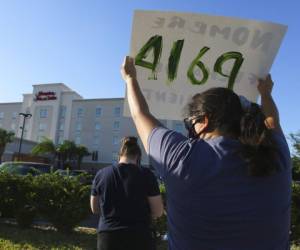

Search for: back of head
xmin=186 ymin=87 xmax=279 ymax=177
xmin=186 ymin=87 xmax=243 ymax=137
xmin=119 ymin=136 xmax=142 ymax=160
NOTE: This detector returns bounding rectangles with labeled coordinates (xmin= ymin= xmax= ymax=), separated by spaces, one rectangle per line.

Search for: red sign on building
xmin=34 ymin=91 xmax=57 ymax=101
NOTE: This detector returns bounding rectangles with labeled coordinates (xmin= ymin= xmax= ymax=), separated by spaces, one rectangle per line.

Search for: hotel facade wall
xmin=0 ymin=83 xmax=186 ymax=165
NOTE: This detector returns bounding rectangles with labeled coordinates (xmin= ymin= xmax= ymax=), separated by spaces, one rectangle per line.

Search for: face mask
xmin=183 ymin=116 xmax=204 ymax=139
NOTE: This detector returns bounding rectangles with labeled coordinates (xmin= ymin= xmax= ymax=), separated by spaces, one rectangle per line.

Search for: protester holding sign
xmin=121 ymin=56 xmax=291 ymax=250
xmin=90 ymin=136 xmax=163 ymax=250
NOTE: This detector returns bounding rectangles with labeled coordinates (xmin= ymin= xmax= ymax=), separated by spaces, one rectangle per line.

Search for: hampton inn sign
xmin=34 ymin=91 xmax=57 ymax=101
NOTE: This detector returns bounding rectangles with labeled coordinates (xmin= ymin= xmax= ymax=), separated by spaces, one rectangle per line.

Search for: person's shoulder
xmin=94 ymin=165 xmax=114 ymax=178
xmin=140 ymin=166 xmax=157 ymax=178
xmin=151 ymin=126 xmax=186 ymax=139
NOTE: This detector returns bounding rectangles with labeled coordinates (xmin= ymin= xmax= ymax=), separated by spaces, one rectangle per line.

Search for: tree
xmin=57 ymin=140 xmax=77 ymax=169
xmin=31 ymin=137 xmax=57 ymax=164
xmin=290 ymin=132 xmax=300 ymax=242
xmin=291 ymin=133 xmax=300 ymax=181
xmin=75 ymin=145 xmax=90 ymax=169
xmin=0 ymin=128 xmax=15 ymax=163
xmin=32 ymin=139 xmax=90 ymax=170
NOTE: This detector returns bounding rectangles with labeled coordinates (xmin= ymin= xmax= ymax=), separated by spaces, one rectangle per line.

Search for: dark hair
xmin=185 ymin=87 xmax=279 ymax=177
xmin=119 ymin=136 xmax=141 ymax=159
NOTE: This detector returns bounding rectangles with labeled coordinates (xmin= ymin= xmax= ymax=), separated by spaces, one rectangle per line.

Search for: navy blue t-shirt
xmin=148 ymin=127 xmax=291 ymax=250
xmin=91 ymin=163 xmax=160 ymax=233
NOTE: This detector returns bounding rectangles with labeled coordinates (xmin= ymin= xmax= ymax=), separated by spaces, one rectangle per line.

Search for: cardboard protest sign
xmin=124 ymin=10 xmax=287 ymax=120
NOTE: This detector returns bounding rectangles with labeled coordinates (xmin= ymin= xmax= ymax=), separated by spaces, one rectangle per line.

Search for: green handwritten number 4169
xmin=135 ymin=35 xmax=244 ymax=90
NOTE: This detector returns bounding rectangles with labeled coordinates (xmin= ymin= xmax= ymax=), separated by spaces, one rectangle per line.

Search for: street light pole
xmin=17 ymin=112 xmax=32 ymax=161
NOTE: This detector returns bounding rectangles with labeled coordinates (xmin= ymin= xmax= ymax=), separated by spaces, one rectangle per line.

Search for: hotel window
xmin=0 ymin=112 xmax=4 ymax=119
xmin=113 ymin=121 xmax=120 ymax=130
xmin=95 ymin=122 xmax=101 ymax=130
xmin=93 ymin=136 xmax=100 ymax=146
xmin=11 ymin=123 xmax=16 ymax=131
xmin=39 ymin=123 xmax=47 ymax=131
xmin=76 ymin=122 xmax=82 ymax=131
xmin=92 ymin=151 xmax=99 ymax=161
xmin=58 ymin=136 xmax=64 ymax=144
xmin=12 ymin=112 xmax=17 ymax=119
xmin=112 ymin=152 xmax=118 ymax=163
xmin=95 ymin=107 xmax=102 ymax=117
xmin=59 ymin=123 xmax=64 ymax=131
xmin=40 ymin=109 xmax=48 ymax=118
xmin=60 ymin=106 xmax=66 ymax=118
xmin=112 ymin=136 xmax=119 ymax=145
xmin=77 ymin=107 xmax=84 ymax=118
xmin=114 ymin=107 xmax=121 ymax=117
xmin=75 ymin=136 xmax=81 ymax=145
xmin=37 ymin=136 xmax=43 ymax=142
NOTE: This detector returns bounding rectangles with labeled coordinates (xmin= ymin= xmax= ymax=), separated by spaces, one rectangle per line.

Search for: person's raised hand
xmin=121 ymin=56 xmax=137 ymax=82
xmin=258 ymin=74 xmax=274 ymax=97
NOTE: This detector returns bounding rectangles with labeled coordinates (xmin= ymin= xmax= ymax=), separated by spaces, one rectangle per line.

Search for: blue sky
xmin=0 ymin=0 xmax=299 ymax=138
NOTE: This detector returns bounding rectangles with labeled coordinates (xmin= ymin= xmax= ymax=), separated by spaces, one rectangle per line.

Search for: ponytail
xmin=239 ymin=103 xmax=279 ymax=176
xmin=119 ymin=136 xmax=142 ymax=159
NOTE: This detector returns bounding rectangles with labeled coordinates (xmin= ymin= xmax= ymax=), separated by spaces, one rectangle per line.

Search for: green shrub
xmin=0 ymin=173 xmax=19 ymax=217
xmin=292 ymin=182 xmax=300 ymax=244
xmin=0 ymin=173 xmax=37 ymax=228
xmin=15 ymin=175 xmax=37 ymax=228
xmin=153 ymin=183 xmax=167 ymax=239
xmin=33 ymin=173 xmax=90 ymax=232
xmin=0 ymin=172 xmax=90 ymax=232
xmin=0 ymin=173 xmax=36 ymax=222
xmin=16 ymin=205 xmax=37 ymax=229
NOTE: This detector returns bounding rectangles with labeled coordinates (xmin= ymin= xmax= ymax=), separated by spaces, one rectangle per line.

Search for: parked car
xmin=0 ymin=161 xmax=52 ymax=176
xmin=55 ymin=169 xmax=93 ymax=185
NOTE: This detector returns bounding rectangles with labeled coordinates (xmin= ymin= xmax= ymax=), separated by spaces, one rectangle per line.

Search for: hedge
xmin=0 ymin=172 xmax=90 ymax=232
xmin=1 ymin=173 xmax=299 ymax=244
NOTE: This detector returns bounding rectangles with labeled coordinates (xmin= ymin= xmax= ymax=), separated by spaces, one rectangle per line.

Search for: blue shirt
xmin=148 ymin=127 xmax=291 ymax=250
xmin=91 ymin=163 xmax=160 ymax=233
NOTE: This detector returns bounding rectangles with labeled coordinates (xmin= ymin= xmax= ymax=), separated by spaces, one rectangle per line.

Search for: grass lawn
xmin=0 ymin=223 xmax=96 ymax=250
xmin=0 ymin=222 xmax=168 ymax=250
xmin=0 ymin=222 xmax=298 ymax=250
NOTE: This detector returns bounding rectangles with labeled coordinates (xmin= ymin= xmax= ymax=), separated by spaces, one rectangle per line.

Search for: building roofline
xmin=0 ymin=102 xmax=22 ymax=105
xmin=61 ymin=91 xmax=83 ymax=99
xmin=73 ymin=97 xmax=124 ymax=102
xmin=32 ymin=83 xmax=73 ymax=91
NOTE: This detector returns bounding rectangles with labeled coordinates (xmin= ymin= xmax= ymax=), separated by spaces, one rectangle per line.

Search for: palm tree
xmin=75 ymin=145 xmax=90 ymax=169
xmin=31 ymin=137 xmax=57 ymax=164
xmin=56 ymin=140 xmax=77 ymax=169
xmin=32 ymin=139 xmax=90 ymax=169
xmin=0 ymin=128 xmax=14 ymax=163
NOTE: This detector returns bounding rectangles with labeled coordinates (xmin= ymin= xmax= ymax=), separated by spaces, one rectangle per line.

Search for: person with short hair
xmin=121 ymin=56 xmax=291 ymax=250
xmin=90 ymin=136 xmax=163 ymax=250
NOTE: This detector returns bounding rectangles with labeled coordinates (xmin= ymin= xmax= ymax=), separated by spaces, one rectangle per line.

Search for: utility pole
xmin=17 ymin=112 xmax=32 ymax=161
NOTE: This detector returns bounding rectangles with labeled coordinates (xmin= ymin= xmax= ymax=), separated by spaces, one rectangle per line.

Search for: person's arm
xmin=145 ymin=169 xmax=164 ymax=219
xmin=121 ymin=56 xmax=160 ymax=152
xmin=147 ymin=195 xmax=164 ymax=219
xmin=90 ymin=195 xmax=100 ymax=214
xmin=258 ymin=74 xmax=282 ymax=133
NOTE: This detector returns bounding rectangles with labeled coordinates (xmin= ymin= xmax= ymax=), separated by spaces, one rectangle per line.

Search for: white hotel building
xmin=0 ymin=83 xmax=185 ymax=166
